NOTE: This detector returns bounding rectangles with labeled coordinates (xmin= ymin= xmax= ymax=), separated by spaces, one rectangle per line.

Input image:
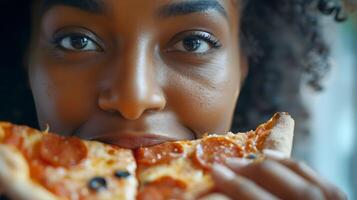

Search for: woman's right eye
xmin=56 ymin=35 xmax=102 ymax=52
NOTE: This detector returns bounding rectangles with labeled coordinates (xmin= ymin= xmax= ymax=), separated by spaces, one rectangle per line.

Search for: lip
xmin=87 ymin=131 xmax=181 ymax=149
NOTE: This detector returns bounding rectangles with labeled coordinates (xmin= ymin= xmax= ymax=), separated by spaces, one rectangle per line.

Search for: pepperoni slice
xmin=135 ymin=142 xmax=184 ymax=166
xmin=40 ymin=134 xmax=87 ymax=167
xmin=3 ymin=131 xmax=23 ymax=148
xmin=193 ymin=137 xmax=244 ymax=170
xmin=137 ymin=176 xmax=186 ymax=200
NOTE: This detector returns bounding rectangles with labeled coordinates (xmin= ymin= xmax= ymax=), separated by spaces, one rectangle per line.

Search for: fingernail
xmin=263 ymin=149 xmax=288 ymax=159
xmin=225 ymin=158 xmax=251 ymax=168
xmin=212 ymin=164 xmax=236 ymax=181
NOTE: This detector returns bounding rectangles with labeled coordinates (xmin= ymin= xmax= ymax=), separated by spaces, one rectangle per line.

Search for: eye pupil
xmin=70 ymin=36 xmax=88 ymax=49
xmin=183 ymin=37 xmax=201 ymax=51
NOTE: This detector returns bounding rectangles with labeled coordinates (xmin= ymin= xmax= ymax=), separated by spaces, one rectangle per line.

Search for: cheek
xmin=28 ymin=61 xmax=97 ymax=134
xmin=165 ymin=62 xmax=241 ymax=136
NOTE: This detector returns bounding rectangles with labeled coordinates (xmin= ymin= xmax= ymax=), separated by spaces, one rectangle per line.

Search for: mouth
xmin=86 ymin=131 xmax=182 ymax=149
xmin=73 ymin=112 xmax=195 ymax=149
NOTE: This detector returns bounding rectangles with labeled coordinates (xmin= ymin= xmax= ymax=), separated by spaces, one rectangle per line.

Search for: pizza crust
xmin=0 ymin=145 xmax=59 ymax=200
xmin=264 ymin=112 xmax=295 ymax=157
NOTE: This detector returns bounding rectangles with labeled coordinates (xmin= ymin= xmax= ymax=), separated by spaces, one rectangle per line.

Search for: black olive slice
xmin=114 ymin=170 xmax=131 ymax=179
xmin=88 ymin=177 xmax=107 ymax=191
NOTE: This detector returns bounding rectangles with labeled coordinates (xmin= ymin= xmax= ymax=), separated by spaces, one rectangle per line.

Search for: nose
xmin=98 ymin=40 xmax=166 ymax=120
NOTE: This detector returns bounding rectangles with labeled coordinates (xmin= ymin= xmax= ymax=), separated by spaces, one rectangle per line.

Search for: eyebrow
xmin=39 ymin=0 xmax=227 ymax=19
xmin=157 ymin=0 xmax=228 ymax=19
xmin=40 ymin=0 xmax=105 ymax=14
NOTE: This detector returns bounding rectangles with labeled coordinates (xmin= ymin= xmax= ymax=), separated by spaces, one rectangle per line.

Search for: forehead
xmin=36 ymin=0 xmax=240 ymax=17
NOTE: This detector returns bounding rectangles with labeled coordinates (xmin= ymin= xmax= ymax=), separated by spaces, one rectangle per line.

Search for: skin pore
xmin=28 ymin=0 xmax=245 ymax=149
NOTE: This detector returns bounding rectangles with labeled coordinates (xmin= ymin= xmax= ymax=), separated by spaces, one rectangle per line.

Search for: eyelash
xmin=51 ymin=33 xmax=101 ymax=51
xmin=184 ymin=32 xmax=222 ymax=49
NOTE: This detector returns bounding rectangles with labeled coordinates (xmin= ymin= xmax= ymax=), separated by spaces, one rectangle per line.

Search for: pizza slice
xmin=135 ymin=112 xmax=294 ymax=200
xmin=0 ymin=123 xmax=137 ymax=200
xmin=0 ymin=112 xmax=294 ymax=200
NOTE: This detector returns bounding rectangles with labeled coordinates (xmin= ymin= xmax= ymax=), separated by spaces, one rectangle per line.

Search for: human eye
xmin=169 ymin=31 xmax=222 ymax=54
xmin=57 ymin=34 xmax=100 ymax=51
xmin=52 ymin=28 xmax=103 ymax=52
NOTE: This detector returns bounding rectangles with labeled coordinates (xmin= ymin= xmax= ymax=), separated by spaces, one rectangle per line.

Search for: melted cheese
xmin=138 ymin=140 xmax=212 ymax=199
xmin=139 ymin=158 xmax=213 ymax=196
xmin=43 ymin=141 xmax=137 ymax=200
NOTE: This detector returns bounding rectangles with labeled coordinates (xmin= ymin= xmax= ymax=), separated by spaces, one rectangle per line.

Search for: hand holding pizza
xmin=209 ymin=114 xmax=347 ymax=200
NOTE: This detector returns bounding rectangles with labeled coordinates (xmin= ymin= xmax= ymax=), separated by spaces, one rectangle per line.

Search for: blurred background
xmin=304 ymin=15 xmax=357 ymax=199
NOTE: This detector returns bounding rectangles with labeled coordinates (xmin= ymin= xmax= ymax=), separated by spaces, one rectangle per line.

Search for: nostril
xmin=107 ymin=109 xmax=118 ymax=114
xmin=98 ymin=91 xmax=117 ymax=112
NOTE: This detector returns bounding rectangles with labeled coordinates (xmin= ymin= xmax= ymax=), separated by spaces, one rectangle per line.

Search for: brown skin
xmin=28 ymin=0 xmax=242 ymax=148
xmin=27 ymin=0 xmax=345 ymax=199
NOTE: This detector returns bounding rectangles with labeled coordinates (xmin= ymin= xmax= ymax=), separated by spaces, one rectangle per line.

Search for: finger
xmin=225 ymin=159 xmax=325 ymax=200
xmin=263 ymin=149 xmax=289 ymax=160
xmin=197 ymin=193 xmax=231 ymax=200
xmin=212 ymin=164 xmax=278 ymax=200
xmin=264 ymin=149 xmax=346 ymax=200
xmin=282 ymin=160 xmax=346 ymax=200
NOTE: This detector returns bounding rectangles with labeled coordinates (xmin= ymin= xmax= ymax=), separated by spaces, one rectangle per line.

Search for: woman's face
xmin=28 ymin=0 xmax=245 ymax=148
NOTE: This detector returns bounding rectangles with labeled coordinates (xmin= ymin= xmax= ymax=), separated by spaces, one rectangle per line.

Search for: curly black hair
xmin=0 ymin=0 xmax=346 ymax=134
xmin=232 ymin=0 xmax=346 ymax=134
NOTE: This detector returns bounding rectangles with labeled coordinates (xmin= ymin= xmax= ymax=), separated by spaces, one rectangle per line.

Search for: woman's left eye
xmin=170 ymin=32 xmax=221 ymax=54
xmin=56 ymin=35 xmax=101 ymax=52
